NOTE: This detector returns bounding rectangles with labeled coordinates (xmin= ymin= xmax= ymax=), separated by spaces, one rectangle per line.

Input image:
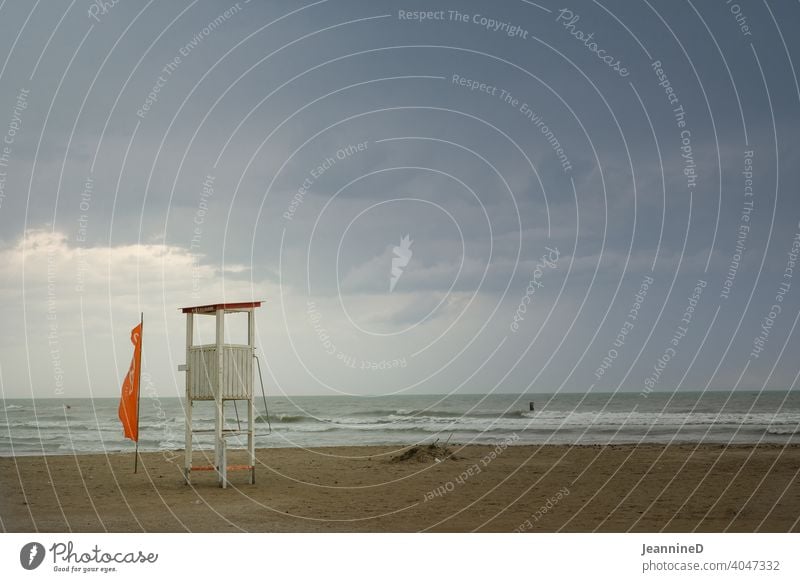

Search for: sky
xmin=0 ymin=0 xmax=799 ymax=399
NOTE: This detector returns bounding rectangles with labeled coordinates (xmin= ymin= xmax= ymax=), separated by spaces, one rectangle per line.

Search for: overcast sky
xmin=1 ymin=0 xmax=799 ymax=399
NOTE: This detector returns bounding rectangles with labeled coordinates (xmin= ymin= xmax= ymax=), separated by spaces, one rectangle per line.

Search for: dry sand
xmin=1 ymin=444 xmax=799 ymax=532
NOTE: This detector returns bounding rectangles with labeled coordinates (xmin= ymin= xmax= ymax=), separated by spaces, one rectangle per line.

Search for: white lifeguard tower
xmin=178 ymin=301 xmax=262 ymax=488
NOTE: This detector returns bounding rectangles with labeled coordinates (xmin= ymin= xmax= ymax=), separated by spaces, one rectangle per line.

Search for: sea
xmin=1 ymin=391 xmax=799 ymax=456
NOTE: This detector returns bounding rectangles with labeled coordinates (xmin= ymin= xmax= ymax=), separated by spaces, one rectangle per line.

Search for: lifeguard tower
xmin=178 ymin=301 xmax=262 ymax=488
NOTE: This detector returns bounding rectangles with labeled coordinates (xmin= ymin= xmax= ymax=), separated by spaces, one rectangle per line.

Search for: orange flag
xmin=118 ymin=321 xmax=142 ymax=442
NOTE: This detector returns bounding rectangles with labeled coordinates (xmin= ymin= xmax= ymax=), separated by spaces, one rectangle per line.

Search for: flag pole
xmin=134 ymin=311 xmax=143 ymax=473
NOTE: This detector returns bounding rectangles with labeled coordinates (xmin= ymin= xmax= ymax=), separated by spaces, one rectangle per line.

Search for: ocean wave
xmin=3 ymin=393 xmax=800 ymax=456
xmin=0 ymin=434 xmax=63 ymax=443
xmin=382 ymin=409 xmax=537 ymax=420
xmin=272 ymin=424 xmax=339 ymax=433
xmin=252 ymin=408 xmax=800 ymax=427
xmin=256 ymin=414 xmax=319 ymax=424
xmin=275 ymin=414 xmax=315 ymax=423
xmin=6 ymin=411 xmax=800 ymax=434
xmin=334 ymin=408 xmax=534 ymax=420
xmin=766 ymin=427 xmax=800 ymax=436
xmin=263 ymin=412 xmax=800 ymax=435
xmin=2 ymin=420 xmax=86 ymax=429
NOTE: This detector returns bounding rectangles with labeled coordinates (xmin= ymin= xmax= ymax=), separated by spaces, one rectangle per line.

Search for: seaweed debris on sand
xmin=390 ymin=439 xmax=460 ymax=463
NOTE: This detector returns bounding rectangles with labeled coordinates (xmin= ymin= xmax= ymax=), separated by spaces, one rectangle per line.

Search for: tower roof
xmin=180 ymin=301 xmax=263 ymax=314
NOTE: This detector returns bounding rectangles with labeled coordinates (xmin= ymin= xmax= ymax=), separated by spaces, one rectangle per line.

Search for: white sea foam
xmin=1 ymin=391 xmax=799 ymax=455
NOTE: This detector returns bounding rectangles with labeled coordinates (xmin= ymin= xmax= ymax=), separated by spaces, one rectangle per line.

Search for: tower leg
xmin=216 ymin=400 xmax=225 ymax=488
xmin=215 ymin=308 xmax=225 ymax=488
xmin=248 ymin=397 xmax=255 ymax=484
xmin=184 ymin=312 xmax=194 ymax=485
xmin=184 ymin=401 xmax=192 ymax=485
xmin=220 ymin=438 xmax=227 ymax=489
xmin=247 ymin=307 xmax=256 ymax=485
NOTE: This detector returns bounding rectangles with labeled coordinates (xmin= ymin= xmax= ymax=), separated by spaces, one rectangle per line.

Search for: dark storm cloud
xmin=0 ymin=0 xmax=798 ymax=397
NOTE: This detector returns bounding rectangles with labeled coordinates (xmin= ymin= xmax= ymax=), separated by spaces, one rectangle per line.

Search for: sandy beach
xmin=1 ymin=444 xmax=798 ymax=532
